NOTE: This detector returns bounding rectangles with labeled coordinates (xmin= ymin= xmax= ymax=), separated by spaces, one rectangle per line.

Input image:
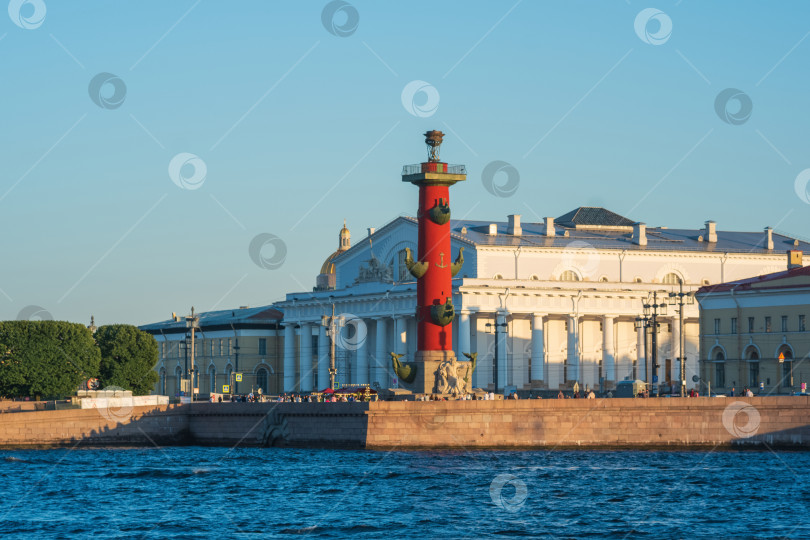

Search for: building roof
xmin=454 ymin=220 xmax=809 ymax=254
xmin=697 ymin=263 xmax=810 ymax=294
xmin=556 ymin=207 xmax=635 ymax=227
xmin=140 ymin=305 xmax=283 ymax=334
xmin=327 ymin=209 xmax=810 ymax=268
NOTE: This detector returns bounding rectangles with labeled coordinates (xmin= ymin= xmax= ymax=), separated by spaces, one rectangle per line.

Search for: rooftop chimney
xmin=507 ymin=214 xmax=522 ymax=236
xmin=705 ymin=220 xmax=717 ymax=243
xmin=488 ymin=223 xmax=498 ymax=236
xmin=633 ymin=222 xmax=647 ymax=246
xmin=765 ymin=227 xmax=773 ymax=250
xmin=788 ymin=250 xmax=803 ymax=269
xmin=544 ymin=217 xmax=555 ymax=237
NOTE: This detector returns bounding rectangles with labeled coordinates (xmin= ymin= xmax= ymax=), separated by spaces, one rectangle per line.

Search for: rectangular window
xmin=731 ymin=318 xmax=737 ymax=334
xmin=782 ymin=315 xmax=788 ymax=332
xmin=258 ymin=338 xmax=267 ymax=356
xmin=209 ymin=340 xmax=214 ymax=356
xmin=800 ymin=315 xmax=806 ymax=332
xmin=714 ymin=318 xmax=720 ymax=334
xmin=748 ymin=317 xmax=755 ymax=333
xmin=228 ymin=339 xmax=233 ymax=356
xmin=765 ymin=316 xmax=772 ymax=333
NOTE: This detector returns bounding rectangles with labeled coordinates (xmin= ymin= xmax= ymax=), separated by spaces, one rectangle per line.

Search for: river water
xmin=0 ymin=447 xmax=807 ymax=538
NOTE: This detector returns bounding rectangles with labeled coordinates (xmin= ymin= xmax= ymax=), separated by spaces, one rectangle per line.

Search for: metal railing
xmin=401 ymin=164 xmax=467 ymax=176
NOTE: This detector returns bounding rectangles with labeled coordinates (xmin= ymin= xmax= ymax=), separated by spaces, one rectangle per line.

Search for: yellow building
xmin=696 ymin=251 xmax=810 ymax=395
xmin=141 ymin=306 xmax=284 ymax=397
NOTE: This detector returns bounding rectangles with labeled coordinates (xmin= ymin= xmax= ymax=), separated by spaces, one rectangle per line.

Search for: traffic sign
xmin=653 ymin=375 xmax=658 ymax=383
xmin=235 ymin=373 xmax=243 ymax=382
xmin=222 ymin=385 xmax=230 ymax=393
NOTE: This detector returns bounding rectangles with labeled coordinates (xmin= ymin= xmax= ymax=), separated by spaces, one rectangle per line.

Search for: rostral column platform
xmin=391 ymin=131 xmax=474 ymax=395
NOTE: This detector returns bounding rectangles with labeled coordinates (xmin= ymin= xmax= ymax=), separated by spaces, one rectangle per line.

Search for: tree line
xmin=0 ymin=321 xmax=158 ymax=399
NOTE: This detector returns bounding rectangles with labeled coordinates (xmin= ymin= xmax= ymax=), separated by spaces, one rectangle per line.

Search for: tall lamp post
xmin=321 ymin=301 xmax=344 ymax=390
xmin=668 ymin=282 xmax=694 ymax=397
xmin=185 ymin=307 xmax=200 ymax=401
xmin=486 ymin=319 xmax=508 ymax=392
xmin=634 ymin=292 xmax=667 ymax=397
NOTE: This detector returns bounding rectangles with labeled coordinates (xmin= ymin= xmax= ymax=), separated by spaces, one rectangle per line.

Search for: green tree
xmin=95 ymin=324 xmax=159 ymax=395
xmin=0 ymin=321 xmax=101 ymax=399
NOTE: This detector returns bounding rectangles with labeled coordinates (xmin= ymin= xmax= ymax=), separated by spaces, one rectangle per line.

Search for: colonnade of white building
xmin=280 ymin=310 xmax=698 ymax=393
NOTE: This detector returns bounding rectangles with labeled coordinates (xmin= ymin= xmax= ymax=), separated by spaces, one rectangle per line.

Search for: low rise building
xmin=696 ymin=251 xmax=810 ymax=395
xmin=140 ymin=306 xmax=283 ymax=397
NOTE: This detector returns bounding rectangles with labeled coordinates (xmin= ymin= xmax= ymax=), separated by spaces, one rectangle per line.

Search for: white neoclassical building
xmin=276 ymin=207 xmax=809 ymax=394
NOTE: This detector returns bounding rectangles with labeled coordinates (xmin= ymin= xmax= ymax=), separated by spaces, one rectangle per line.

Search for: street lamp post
xmin=321 ymin=301 xmax=344 ymax=390
xmin=185 ymin=307 xmax=200 ymax=402
xmin=635 ymin=292 xmax=667 ymax=397
xmin=485 ymin=319 xmax=508 ymax=393
xmin=668 ymin=281 xmax=694 ymax=397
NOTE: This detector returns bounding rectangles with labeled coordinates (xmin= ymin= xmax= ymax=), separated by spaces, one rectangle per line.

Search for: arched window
xmin=397 ymin=249 xmax=409 ymax=281
xmin=175 ymin=366 xmax=182 ymax=395
xmin=493 ymin=274 xmax=504 ymax=280
xmin=713 ymin=349 xmax=725 ymax=388
xmin=209 ymin=365 xmax=217 ymax=394
xmin=560 ymin=270 xmax=580 ymax=282
xmin=225 ymin=365 xmax=233 ymax=390
xmin=529 ymin=274 xmax=540 ymax=281
xmin=599 ymin=276 xmax=609 ymax=282
xmin=256 ymin=367 xmax=269 ymax=394
xmin=634 ymin=277 xmax=643 ymax=283
xmin=779 ymin=347 xmax=794 ymax=387
xmin=662 ymin=273 xmax=683 ymax=285
xmin=159 ymin=368 xmax=166 ymax=395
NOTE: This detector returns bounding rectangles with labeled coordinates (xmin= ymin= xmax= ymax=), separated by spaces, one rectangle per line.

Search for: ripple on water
xmin=0 ymin=448 xmax=808 ymax=538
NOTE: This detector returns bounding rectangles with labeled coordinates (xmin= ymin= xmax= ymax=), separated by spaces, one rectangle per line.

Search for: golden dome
xmin=320 ymin=220 xmax=351 ymax=275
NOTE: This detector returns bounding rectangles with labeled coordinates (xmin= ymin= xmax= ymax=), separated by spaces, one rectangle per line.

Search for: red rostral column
xmin=401 ymin=131 xmax=466 ymax=363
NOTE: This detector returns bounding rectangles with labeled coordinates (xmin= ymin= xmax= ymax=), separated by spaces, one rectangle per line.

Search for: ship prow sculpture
xmin=391 ymin=131 xmax=476 ymax=396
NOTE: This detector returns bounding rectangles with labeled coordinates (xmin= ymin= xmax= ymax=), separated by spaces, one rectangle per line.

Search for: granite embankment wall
xmin=0 ymin=405 xmax=189 ymax=447
xmin=1 ymin=397 xmax=809 ymax=449
xmin=364 ymin=397 xmax=810 ymax=449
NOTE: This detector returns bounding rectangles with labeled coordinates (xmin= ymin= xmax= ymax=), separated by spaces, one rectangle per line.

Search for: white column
xmin=355 ymin=318 xmax=369 ymax=385
xmin=567 ymin=315 xmax=578 ymax=382
xmin=671 ymin=316 xmax=681 ymax=384
xmin=603 ymin=316 xmax=615 ymax=383
xmin=531 ymin=313 xmax=545 ymax=383
xmin=283 ymin=323 xmax=296 ymax=392
xmin=299 ymin=323 xmax=312 ymax=392
xmin=318 ymin=325 xmax=329 ymax=391
xmin=496 ymin=311 xmax=508 ymax=390
xmin=457 ymin=310 xmax=471 ymax=358
xmin=636 ymin=325 xmax=646 ymax=381
xmin=394 ymin=316 xmax=407 ymax=356
xmin=374 ymin=318 xmax=387 ymax=387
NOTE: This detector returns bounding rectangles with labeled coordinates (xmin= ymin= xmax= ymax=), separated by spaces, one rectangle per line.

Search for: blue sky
xmin=1 ymin=0 xmax=809 ymax=325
